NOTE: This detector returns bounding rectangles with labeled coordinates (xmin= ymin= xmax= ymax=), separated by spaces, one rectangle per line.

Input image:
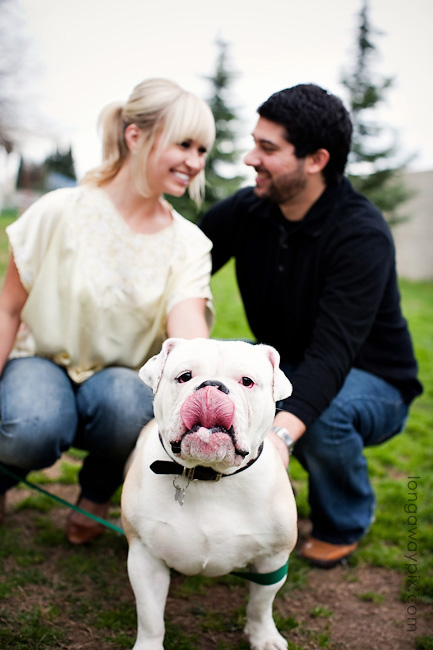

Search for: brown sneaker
xmin=66 ymin=496 xmax=110 ymax=545
xmin=300 ymin=536 xmax=358 ymax=568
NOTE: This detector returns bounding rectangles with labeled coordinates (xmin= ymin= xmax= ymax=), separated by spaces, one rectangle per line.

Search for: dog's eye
xmin=177 ymin=371 xmax=192 ymax=383
xmin=240 ymin=377 xmax=254 ymax=388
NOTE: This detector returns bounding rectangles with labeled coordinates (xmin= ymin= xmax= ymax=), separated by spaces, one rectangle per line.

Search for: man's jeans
xmin=280 ymin=365 xmax=409 ymax=545
xmin=0 ymin=357 xmax=154 ymax=502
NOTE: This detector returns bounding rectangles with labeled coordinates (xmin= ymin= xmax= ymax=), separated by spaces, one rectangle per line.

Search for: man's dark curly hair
xmin=258 ymin=84 xmax=352 ymax=185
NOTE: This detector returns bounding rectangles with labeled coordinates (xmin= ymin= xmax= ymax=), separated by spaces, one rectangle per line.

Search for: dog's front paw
xmin=245 ymin=622 xmax=288 ymax=650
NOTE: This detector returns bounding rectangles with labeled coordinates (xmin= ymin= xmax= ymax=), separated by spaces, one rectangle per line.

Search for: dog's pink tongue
xmin=180 ymin=387 xmax=235 ymax=430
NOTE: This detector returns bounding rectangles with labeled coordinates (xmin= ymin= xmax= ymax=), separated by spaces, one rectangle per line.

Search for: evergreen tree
xmin=44 ymin=146 xmax=77 ymax=181
xmin=15 ymin=155 xmax=45 ymax=191
xmin=202 ymin=39 xmax=245 ymax=212
xmin=341 ymin=0 xmax=412 ymax=224
xmin=16 ymin=146 xmax=77 ymax=192
xmin=15 ymin=155 xmax=26 ymax=189
xmin=170 ymin=39 xmax=244 ymax=222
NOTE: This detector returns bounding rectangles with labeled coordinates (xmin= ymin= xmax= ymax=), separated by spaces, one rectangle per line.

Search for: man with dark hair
xmin=200 ymin=83 xmax=422 ymax=568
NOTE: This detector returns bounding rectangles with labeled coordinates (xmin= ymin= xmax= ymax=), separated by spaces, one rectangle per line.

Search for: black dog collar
xmin=150 ymin=438 xmax=264 ymax=482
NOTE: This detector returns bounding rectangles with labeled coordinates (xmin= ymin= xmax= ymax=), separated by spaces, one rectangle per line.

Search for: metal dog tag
xmin=173 ymin=476 xmax=189 ymax=506
xmin=174 ymin=485 xmax=186 ymax=506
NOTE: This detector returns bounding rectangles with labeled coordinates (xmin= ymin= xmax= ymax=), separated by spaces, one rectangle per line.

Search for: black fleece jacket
xmin=200 ymin=179 xmax=422 ymax=426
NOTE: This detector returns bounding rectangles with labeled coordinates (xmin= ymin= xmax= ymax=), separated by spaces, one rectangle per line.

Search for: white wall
xmin=393 ymin=170 xmax=433 ymax=280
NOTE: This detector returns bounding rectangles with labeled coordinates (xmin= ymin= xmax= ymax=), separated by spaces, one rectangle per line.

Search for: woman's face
xmin=146 ymin=136 xmax=208 ymax=198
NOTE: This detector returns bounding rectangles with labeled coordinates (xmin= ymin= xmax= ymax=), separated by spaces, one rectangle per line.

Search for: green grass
xmin=0 ymin=606 xmax=66 ymax=649
xmin=359 ymin=281 xmax=433 ymax=602
xmin=356 ymin=591 xmax=386 ymax=604
xmin=309 ymin=606 xmax=333 ymax=618
xmin=210 ymin=260 xmax=253 ymax=340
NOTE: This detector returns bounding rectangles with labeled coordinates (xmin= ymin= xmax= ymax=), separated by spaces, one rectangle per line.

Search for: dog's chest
xmin=143 ymin=482 xmax=284 ymax=577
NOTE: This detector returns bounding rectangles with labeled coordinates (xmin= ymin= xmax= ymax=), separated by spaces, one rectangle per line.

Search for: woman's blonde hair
xmin=82 ymin=78 xmax=216 ymax=206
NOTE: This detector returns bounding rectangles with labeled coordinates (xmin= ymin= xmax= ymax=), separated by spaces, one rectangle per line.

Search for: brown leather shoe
xmin=300 ymin=536 xmax=358 ymax=568
xmin=66 ymin=496 xmax=110 ymax=545
xmin=0 ymin=493 xmax=5 ymax=526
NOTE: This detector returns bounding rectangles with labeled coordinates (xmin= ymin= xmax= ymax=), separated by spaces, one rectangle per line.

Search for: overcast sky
xmin=14 ymin=0 xmax=433 ymax=180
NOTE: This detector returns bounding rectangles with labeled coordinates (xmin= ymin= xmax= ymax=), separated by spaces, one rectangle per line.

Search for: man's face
xmin=244 ymin=117 xmax=307 ymax=205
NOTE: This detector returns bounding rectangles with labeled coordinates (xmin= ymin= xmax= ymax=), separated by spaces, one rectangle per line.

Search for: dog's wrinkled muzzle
xmin=175 ymin=386 xmax=247 ymax=465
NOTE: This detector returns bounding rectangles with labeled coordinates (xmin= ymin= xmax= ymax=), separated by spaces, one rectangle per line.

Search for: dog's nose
xmin=195 ymin=380 xmax=229 ymax=395
xmin=181 ymin=384 xmax=235 ymax=430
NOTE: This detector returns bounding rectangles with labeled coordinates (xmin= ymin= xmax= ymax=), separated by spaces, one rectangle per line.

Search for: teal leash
xmin=0 ymin=463 xmax=124 ymax=535
xmin=0 ymin=462 xmax=289 ymax=585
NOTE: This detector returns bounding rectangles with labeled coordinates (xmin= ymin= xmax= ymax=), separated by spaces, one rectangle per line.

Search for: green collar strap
xmin=230 ymin=561 xmax=289 ymax=585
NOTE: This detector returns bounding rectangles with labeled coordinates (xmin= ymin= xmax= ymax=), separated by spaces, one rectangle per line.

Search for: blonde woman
xmin=0 ymin=79 xmax=216 ymax=543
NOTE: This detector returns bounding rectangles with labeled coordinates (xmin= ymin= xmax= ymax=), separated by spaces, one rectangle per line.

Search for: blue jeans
xmin=279 ymin=365 xmax=409 ymax=545
xmin=0 ymin=357 xmax=154 ymax=502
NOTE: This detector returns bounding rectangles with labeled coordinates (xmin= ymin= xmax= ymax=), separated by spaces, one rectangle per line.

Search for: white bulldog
xmin=121 ymin=338 xmax=297 ymax=650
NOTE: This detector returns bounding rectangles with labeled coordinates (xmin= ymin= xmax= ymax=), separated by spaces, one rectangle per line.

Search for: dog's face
xmin=140 ymin=338 xmax=292 ymax=471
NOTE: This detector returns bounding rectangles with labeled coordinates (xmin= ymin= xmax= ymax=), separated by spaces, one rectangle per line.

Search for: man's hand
xmin=267 ymin=411 xmax=307 ymax=468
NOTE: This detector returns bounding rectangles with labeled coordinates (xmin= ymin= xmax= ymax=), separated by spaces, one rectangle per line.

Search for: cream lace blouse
xmin=7 ymin=186 xmax=214 ymax=382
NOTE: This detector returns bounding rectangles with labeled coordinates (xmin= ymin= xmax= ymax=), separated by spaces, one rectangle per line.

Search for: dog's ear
xmin=139 ymin=338 xmax=182 ymax=393
xmin=260 ymin=344 xmax=292 ymax=402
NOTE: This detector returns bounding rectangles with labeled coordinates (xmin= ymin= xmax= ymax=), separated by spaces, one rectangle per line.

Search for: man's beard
xmin=254 ymin=160 xmax=307 ymax=205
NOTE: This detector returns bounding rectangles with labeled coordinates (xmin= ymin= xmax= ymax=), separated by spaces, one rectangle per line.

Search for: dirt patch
xmin=1 ymin=485 xmax=432 ymax=650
